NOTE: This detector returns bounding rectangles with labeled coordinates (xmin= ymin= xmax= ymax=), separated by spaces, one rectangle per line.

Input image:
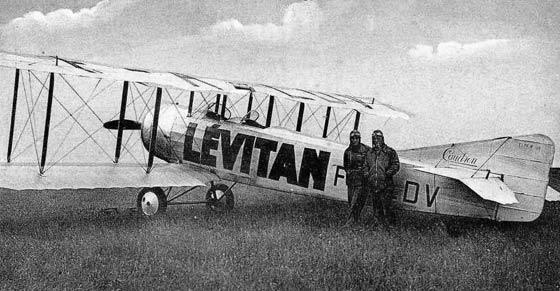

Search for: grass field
xmin=0 ymin=181 xmax=559 ymax=290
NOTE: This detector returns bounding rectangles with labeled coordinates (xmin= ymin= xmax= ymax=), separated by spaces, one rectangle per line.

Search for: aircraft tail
xmin=400 ymin=134 xmax=555 ymax=221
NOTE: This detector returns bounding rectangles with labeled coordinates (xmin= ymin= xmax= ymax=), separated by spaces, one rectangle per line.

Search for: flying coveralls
xmin=344 ymin=130 xmax=370 ymax=225
xmin=364 ymin=130 xmax=400 ymax=225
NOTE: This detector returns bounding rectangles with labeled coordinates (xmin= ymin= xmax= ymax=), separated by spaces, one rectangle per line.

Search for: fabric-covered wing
xmin=0 ymin=163 xmax=215 ymax=190
xmin=0 ymin=51 xmax=409 ymax=119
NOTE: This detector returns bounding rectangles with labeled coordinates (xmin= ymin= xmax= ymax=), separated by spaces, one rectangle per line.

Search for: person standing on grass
xmin=364 ymin=129 xmax=400 ymax=226
xmin=343 ymin=130 xmax=370 ymax=227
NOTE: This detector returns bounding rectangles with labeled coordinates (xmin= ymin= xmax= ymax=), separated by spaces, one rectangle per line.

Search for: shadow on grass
xmin=1 ymin=187 xmax=558 ymax=242
xmin=0 ymin=208 xmax=145 ymax=238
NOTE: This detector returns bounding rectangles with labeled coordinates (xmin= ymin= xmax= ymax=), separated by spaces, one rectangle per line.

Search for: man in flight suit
xmin=364 ymin=129 xmax=400 ymax=226
xmin=343 ymin=130 xmax=370 ymax=227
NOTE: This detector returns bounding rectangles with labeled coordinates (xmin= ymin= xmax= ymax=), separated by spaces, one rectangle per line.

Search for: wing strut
xmin=40 ymin=72 xmax=55 ymax=174
xmin=147 ymin=87 xmax=162 ymax=174
xmin=354 ymin=111 xmax=360 ymax=130
xmin=322 ymin=106 xmax=332 ymax=138
xmin=7 ymin=68 xmax=20 ymax=163
xmin=220 ymin=95 xmax=228 ymax=119
xmin=265 ymin=95 xmax=275 ymax=127
xmin=296 ymin=102 xmax=304 ymax=132
xmin=188 ymin=91 xmax=194 ymax=116
xmin=114 ymin=80 xmax=129 ymax=163
xmin=247 ymin=91 xmax=254 ymax=113
xmin=214 ymin=94 xmax=220 ymax=114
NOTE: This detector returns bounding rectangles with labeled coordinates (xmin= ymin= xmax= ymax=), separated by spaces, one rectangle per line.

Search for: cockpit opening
xmin=205 ymin=103 xmax=265 ymax=128
xmin=240 ymin=110 xmax=265 ymax=128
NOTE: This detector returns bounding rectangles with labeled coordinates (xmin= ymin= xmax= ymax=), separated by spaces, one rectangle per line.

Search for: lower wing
xmin=0 ymin=162 xmax=216 ymax=190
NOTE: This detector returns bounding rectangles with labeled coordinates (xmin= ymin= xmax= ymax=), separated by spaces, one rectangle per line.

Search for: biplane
xmin=0 ymin=51 xmax=557 ymax=222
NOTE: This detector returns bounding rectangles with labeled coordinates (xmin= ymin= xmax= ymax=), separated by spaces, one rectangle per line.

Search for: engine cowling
xmin=140 ymin=105 xmax=183 ymax=163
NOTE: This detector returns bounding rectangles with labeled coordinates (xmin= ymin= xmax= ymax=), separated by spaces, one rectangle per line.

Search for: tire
xmin=137 ymin=187 xmax=167 ymax=217
xmin=206 ymin=183 xmax=234 ymax=212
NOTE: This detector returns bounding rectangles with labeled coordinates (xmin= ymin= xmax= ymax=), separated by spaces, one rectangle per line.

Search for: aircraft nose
xmin=140 ymin=105 xmax=177 ymax=152
xmin=140 ymin=109 xmax=152 ymax=148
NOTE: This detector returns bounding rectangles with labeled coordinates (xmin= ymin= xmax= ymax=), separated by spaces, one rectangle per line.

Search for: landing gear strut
xmin=136 ymin=183 xmax=236 ymax=216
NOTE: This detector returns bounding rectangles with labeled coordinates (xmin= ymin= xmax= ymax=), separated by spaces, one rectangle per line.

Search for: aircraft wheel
xmin=206 ymin=183 xmax=234 ymax=212
xmin=137 ymin=187 xmax=167 ymax=217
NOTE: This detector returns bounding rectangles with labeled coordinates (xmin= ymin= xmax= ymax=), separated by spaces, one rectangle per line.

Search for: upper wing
xmin=0 ymin=162 xmax=216 ymax=190
xmin=0 ymin=51 xmax=409 ymax=119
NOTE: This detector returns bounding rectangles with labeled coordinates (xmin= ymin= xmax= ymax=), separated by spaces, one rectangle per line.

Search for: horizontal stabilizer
xmin=460 ymin=178 xmax=518 ymax=204
xmin=546 ymin=186 xmax=560 ymax=201
xmin=415 ymin=167 xmax=518 ymax=204
xmin=414 ymin=166 xmax=473 ymax=180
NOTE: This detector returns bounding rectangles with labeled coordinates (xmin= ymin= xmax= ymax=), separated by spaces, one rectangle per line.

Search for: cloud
xmin=408 ymin=39 xmax=510 ymax=60
xmin=5 ymin=0 xmax=135 ymax=31
xmin=0 ymin=0 xmax=138 ymax=55
xmin=206 ymin=1 xmax=324 ymax=42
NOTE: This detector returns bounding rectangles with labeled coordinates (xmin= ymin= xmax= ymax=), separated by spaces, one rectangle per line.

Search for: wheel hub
xmin=141 ymin=191 xmax=160 ymax=216
xmin=214 ymin=189 xmax=225 ymax=200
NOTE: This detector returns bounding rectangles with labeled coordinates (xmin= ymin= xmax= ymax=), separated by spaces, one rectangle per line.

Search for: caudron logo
xmin=442 ymin=148 xmax=478 ymax=166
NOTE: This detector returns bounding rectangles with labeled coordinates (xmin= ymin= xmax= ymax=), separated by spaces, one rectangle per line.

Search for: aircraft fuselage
xmin=139 ymin=105 xmax=549 ymax=222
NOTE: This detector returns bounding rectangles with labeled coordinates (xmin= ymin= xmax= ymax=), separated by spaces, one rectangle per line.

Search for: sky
xmin=0 ymin=0 xmax=558 ymax=164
